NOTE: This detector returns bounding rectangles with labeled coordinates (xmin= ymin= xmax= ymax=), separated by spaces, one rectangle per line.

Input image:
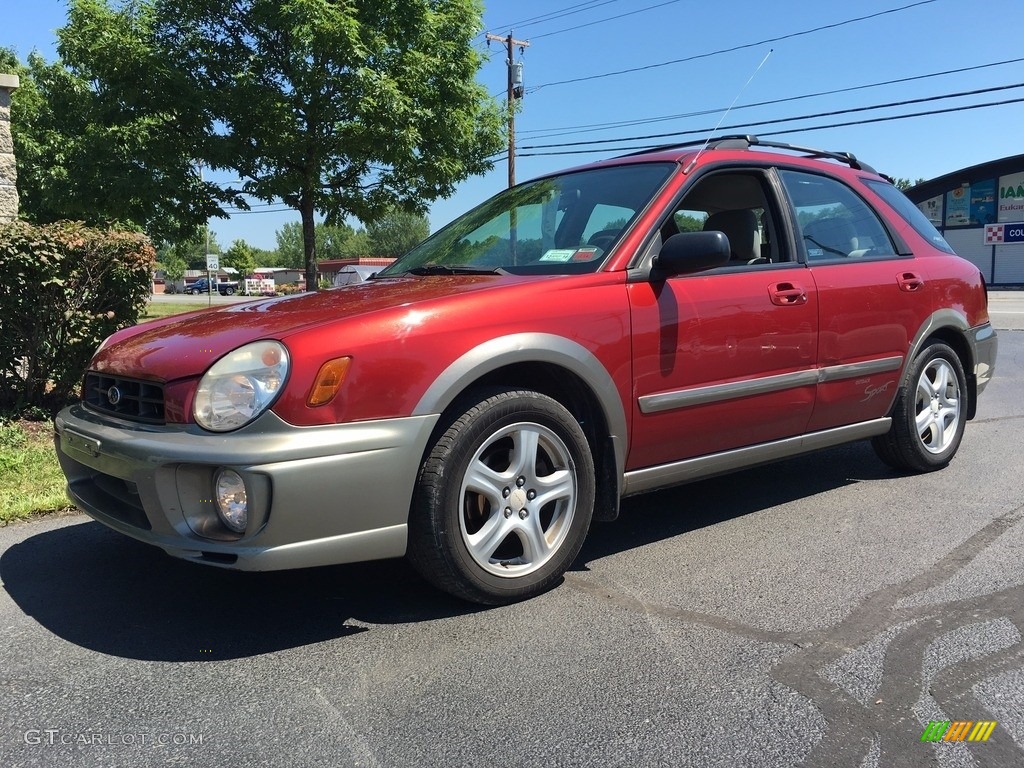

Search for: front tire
xmin=408 ymin=389 xmax=596 ymax=604
xmin=872 ymin=341 xmax=968 ymax=472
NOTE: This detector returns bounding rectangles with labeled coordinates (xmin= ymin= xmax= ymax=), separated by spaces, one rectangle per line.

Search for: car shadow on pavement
xmin=0 ymin=519 xmax=479 ymax=663
xmin=576 ymin=439 xmax=894 ymax=568
xmin=2 ymin=441 xmax=894 ymax=662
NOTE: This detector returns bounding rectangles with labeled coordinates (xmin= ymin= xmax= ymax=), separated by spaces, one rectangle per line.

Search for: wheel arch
xmin=903 ymin=309 xmax=977 ymax=420
xmin=412 ymin=334 xmax=627 ymax=521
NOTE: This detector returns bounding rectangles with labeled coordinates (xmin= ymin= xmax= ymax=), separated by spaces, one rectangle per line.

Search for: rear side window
xmin=781 ymin=170 xmax=896 ymax=261
xmin=864 ymin=179 xmax=956 ymax=255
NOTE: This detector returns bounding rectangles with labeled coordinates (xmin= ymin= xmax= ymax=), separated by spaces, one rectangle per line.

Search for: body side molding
xmin=638 ymin=357 xmax=903 ymax=414
xmin=622 ymin=418 xmax=891 ymax=496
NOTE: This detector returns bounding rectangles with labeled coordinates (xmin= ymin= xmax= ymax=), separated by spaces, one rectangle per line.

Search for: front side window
xmin=379 ymin=163 xmax=675 ymax=276
xmin=663 ymin=170 xmax=784 ymax=266
xmin=781 ymin=170 xmax=896 ymax=261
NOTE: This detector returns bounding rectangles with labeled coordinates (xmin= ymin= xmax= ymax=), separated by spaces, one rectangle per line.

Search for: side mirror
xmin=652 ymin=231 xmax=730 ymax=277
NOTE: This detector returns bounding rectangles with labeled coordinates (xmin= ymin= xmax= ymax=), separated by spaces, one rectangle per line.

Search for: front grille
xmin=84 ymin=373 xmax=165 ymax=424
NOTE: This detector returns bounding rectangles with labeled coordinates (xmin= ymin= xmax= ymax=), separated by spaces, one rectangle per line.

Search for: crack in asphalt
xmin=565 ymin=503 xmax=1024 ymax=766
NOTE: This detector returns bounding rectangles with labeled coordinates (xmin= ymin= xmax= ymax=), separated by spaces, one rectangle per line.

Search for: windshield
xmin=379 ymin=163 xmax=675 ymax=276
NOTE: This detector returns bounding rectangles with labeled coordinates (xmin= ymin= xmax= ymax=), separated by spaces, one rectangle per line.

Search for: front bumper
xmin=54 ymin=404 xmax=439 ymax=570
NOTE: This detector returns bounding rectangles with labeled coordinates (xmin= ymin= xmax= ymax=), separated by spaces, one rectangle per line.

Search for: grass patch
xmin=0 ymin=420 xmax=72 ymax=524
xmin=142 ymin=299 xmax=212 ymax=321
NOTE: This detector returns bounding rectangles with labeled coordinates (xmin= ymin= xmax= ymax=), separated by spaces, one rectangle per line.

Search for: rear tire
xmin=872 ymin=341 xmax=968 ymax=472
xmin=408 ymin=389 xmax=595 ymax=604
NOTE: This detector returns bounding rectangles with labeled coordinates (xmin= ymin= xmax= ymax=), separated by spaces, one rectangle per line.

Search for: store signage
xmin=984 ymin=222 xmax=1024 ymax=244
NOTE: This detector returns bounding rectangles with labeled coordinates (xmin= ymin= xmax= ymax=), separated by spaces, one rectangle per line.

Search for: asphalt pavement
xmin=1 ymin=307 xmax=1022 ymax=767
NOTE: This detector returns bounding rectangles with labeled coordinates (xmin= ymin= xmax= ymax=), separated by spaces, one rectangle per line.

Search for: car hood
xmin=93 ymin=275 xmax=512 ymax=382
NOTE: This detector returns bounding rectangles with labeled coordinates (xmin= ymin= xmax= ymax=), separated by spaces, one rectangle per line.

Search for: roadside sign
xmin=206 ymin=253 xmax=220 ymax=270
xmin=984 ymin=223 xmax=1024 ymax=245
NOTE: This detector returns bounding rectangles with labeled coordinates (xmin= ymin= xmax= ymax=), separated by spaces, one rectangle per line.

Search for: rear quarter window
xmin=864 ymin=179 xmax=956 ymax=255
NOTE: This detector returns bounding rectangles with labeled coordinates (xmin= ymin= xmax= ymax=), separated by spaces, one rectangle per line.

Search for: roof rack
xmin=619 ymin=134 xmax=876 ymax=174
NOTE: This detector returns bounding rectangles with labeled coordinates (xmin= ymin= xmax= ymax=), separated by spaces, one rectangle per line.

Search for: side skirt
xmin=621 ymin=418 xmax=891 ymax=497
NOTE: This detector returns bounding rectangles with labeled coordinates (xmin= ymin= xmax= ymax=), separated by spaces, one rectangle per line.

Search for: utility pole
xmin=486 ymin=32 xmax=529 ymax=188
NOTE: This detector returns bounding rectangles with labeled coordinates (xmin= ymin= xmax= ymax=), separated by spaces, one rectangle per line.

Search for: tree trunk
xmin=300 ymin=195 xmax=318 ymax=292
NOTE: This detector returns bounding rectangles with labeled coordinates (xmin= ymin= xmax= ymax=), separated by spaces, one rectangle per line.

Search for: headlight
xmin=193 ymin=341 xmax=289 ymax=431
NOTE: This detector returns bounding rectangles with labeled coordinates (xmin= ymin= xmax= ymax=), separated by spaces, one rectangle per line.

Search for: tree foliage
xmin=1 ymin=31 xmax=236 ymax=243
xmin=79 ymin=0 xmax=502 ymax=289
xmin=367 ymin=208 xmax=431 ymax=257
xmin=158 ymin=229 xmax=222 ymax=270
xmin=223 ymin=239 xmax=258 ymax=278
xmin=276 ymin=221 xmax=383 ymax=266
xmin=892 ymin=177 xmax=927 ymax=192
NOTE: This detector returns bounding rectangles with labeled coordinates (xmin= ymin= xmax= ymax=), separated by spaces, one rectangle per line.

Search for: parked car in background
xmin=188 ymin=277 xmax=238 ymax=296
xmin=333 ymin=264 xmax=379 ymax=286
xmin=55 ymin=135 xmax=996 ymax=605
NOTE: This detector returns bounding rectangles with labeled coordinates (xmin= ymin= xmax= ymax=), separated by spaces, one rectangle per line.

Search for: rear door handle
xmin=769 ymin=282 xmax=808 ymax=306
xmin=897 ymin=272 xmax=925 ymax=292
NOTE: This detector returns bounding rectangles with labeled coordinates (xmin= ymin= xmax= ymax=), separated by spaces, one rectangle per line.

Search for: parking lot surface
xmin=2 ymin=313 xmax=1022 ymax=767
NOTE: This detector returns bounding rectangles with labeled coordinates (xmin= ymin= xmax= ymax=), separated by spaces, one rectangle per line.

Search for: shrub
xmin=0 ymin=221 xmax=155 ymax=412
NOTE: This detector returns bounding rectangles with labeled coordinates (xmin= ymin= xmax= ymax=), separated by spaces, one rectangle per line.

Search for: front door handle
xmin=769 ymin=282 xmax=808 ymax=306
xmin=897 ymin=272 xmax=925 ymax=292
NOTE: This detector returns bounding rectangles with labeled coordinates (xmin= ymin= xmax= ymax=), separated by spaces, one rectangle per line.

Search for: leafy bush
xmin=0 ymin=221 xmax=155 ymax=412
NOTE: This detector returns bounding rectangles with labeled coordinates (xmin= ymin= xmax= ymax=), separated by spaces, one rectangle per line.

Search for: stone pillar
xmin=0 ymin=73 xmax=20 ymax=223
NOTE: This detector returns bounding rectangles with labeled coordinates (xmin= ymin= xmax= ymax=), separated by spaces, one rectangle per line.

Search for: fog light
xmin=214 ymin=469 xmax=248 ymax=533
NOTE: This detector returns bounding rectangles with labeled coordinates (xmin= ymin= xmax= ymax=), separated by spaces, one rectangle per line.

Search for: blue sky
xmin=3 ymin=0 xmax=1024 ymax=251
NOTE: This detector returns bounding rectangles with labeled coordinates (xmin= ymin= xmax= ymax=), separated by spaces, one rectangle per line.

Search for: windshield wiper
xmin=405 ymin=264 xmax=506 ymax=276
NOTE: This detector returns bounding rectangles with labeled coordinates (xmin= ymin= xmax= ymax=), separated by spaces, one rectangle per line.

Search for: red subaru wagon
xmin=55 ymin=136 xmax=997 ymax=604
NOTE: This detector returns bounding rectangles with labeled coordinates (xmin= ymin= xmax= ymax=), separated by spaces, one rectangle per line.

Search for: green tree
xmin=161 ymin=229 xmax=221 ymax=270
xmin=893 ymin=177 xmax=927 ymax=192
xmin=367 ymin=208 xmax=431 ymax=258
xmin=275 ymin=222 xmax=309 ymax=269
xmin=103 ymin=0 xmax=503 ymax=289
xmin=1 ymin=35 xmax=238 ymax=242
xmin=320 ymin=223 xmax=357 ymax=260
xmin=223 ymin=239 xmax=258 ymax=279
xmin=159 ymin=252 xmax=187 ymax=285
xmin=275 ymin=221 xmax=365 ymax=266
xmin=339 ymin=229 xmax=371 ymax=259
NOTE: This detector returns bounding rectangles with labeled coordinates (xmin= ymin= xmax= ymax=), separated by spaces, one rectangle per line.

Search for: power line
xmin=518 ymin=81 xmax=1024 ymax=152
xmin=518 ymin=56 xmax=1024 ymax=139
xmin=531 ymin=0 xmax=685 ymax=40
xmin=517 ymin=96 xmax=1024 ymax=157
xmin=531 ymin=0 xmax=937 ymax=90
xmin=485 ymin=0 xmax=622 ymax=36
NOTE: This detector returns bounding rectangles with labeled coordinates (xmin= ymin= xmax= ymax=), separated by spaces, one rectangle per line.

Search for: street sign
xmin=206 ymin=253 xmax=220 ymax=270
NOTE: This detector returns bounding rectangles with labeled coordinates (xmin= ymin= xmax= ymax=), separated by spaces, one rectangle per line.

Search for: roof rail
xmin=619 ymin=134 xmax=877 ymax=174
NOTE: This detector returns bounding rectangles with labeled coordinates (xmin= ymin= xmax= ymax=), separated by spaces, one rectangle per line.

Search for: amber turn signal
xmin=307 ymin=357 xmax=352 ymax=407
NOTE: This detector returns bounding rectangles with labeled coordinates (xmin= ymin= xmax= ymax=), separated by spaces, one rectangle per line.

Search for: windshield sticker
xmin=571 ymin=247 xmax=600 ymax=262
xmin=538 ymin=249 xmax=578 ymax=263
xmin=538 ymin=247 xmax=603 ymax=263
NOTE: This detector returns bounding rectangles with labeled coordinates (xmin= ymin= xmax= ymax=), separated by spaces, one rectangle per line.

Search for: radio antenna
xmin=684 ymin=49 xmax=773 ymax=174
